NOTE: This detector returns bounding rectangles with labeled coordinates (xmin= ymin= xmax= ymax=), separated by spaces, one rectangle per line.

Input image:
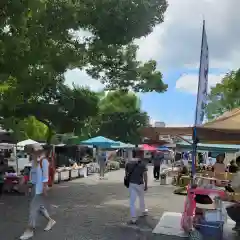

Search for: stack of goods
xmin=227 ymin=192 xmax=240 ymax=202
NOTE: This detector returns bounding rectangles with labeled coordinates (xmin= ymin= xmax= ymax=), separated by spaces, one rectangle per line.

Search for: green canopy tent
xmin=176 ymin=142 xmax=240 ymax=153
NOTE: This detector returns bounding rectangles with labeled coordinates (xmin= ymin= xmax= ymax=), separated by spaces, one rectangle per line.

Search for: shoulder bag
xmin=124 ymin=162 xmax=138 ymax=188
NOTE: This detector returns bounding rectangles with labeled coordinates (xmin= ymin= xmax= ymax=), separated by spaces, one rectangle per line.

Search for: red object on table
xmin=5 ymin=176 xmax=19 ymax=184
xmin=181 ymin=185 xmax=226 ymax=232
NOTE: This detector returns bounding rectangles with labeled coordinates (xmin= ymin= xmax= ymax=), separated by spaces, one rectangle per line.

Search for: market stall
xmin=0 ymin=133 xmax=26 ymax=194
xmin=141 ymin=123 xmax=240 ymax=238
xmin=80 ymin=136 xmax=120 ymax=178
xmin=54 ymin=145 xmax=89 ymax=183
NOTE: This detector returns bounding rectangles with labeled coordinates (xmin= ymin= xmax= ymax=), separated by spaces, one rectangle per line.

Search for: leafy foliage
xmin=206 ymin=69 xmax=240 ymax=120
xmin=98 ymin=111 xmax=149 ymax=143
xmin=0 ymin=0 xmax=168 ymax=93
xmin=79 ymin=91 xmax=149 ymax=143
xmin=86 ymin=44 xmax=168 ymax=92
xmin=0 ymin=84 xmax=100 ymax=142
xmin=0 ymin=0 xmax=168 ymax=142
xmin=1 ymin=116 xmax=48 ymax=141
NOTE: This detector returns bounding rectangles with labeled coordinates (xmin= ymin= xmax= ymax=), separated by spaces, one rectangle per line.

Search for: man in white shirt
xmin=20 ymin=144 xmax=56 ymax=240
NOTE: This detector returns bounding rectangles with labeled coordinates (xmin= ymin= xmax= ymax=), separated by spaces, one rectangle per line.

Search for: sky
xmin=65 ymin=0 xmax=240 ymax=127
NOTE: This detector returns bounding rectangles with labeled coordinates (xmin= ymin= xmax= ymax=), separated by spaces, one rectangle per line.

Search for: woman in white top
xmin=20 ymin=144 xmax=56 ymax=240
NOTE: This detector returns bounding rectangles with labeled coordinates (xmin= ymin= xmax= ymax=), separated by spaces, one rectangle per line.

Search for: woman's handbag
xmin=124 ymin=163 xmax=138 ymax=188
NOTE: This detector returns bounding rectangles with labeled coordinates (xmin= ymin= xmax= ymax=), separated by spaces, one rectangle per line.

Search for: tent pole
xmin=191 ymin=127 xmax=198 ymax=179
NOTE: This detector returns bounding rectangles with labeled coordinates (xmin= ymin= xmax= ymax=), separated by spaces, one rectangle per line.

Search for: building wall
xmin=154 ymin=122 xmax=166 ymax=127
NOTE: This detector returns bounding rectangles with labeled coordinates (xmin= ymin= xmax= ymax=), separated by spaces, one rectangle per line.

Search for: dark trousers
xmin=153 ymin=166 xmax=160 ymax=180
xmin=226 ymin=204 xmax=240 ymax=226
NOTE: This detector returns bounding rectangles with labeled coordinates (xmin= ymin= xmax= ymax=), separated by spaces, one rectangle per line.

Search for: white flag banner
xmin=195 ymin=20 xmax=209 ymax=126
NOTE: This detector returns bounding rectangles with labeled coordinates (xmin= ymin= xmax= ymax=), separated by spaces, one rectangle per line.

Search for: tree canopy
xmin=206 ymin=69 xmax=240 ymax=120
xmin=1 ymin=116 xmax=48 ymax=142
xmin=0 ymin=0 xmax=168 ymax=142
xmin=0 ymin=83 xmax=100 ymax=142
xmin=79 ymin=91 xmax=149 ymax=143
xmin=0 ymin=0 xmax=168 ymax=93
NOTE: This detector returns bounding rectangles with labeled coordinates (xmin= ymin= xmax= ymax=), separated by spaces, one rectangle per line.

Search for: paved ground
xmin=0 ymin=167 xmax=185 ymax=240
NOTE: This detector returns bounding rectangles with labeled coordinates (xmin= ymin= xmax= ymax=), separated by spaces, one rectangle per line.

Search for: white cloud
xmin=63 ymin=0 xmax=240 ymax=127
xmin=175 ymin=73 xmax=224 ymax=94
xmin=66 ymin=1 xmax=240 ymax=90
xmin=136 ymin=0 xmax=240 ymax=70
xmin=64 ymin=68 xmax=104 ymax=91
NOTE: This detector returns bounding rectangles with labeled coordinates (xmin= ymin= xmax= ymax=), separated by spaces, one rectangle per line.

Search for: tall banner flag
xmin=195 ymin=20 xmax=209 ymax=126
xmin=192 ymin=20 xmax=209 ymax=176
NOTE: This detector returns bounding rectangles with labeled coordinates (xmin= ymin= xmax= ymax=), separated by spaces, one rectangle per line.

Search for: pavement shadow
xmin=0 ymin=178 xmax=163 ymax=240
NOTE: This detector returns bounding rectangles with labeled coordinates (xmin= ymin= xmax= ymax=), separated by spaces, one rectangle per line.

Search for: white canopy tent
xmin=17 ymin=139 xmax=40 ymax=151
xmin=17 ymin=139 xmax=39 ymax=147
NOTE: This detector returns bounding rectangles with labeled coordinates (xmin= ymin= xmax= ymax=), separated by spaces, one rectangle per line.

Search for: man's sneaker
xmin=44 ymin=219 xmax=56 ymax=231
xmin=19 ymin=231 xmax=34 ymax=240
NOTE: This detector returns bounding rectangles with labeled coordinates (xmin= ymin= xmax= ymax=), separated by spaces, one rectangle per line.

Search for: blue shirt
xmin=30 ymin=158 xmax=49 ymax=195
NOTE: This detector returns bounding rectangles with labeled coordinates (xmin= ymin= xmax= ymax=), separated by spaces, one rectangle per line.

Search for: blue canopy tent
xmin=80 ymin=136 xmax=120 ymax=148
xmin=110 ymin=141 xmax=135 ymax=149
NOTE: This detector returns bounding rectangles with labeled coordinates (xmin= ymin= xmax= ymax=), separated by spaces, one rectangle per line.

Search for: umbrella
xmin=81 ymin=136 xmax=120 ymax=148
xmin=141 ymin=144 xmax=157 ymax=151
xmin=157 ymin=146 xmax=169 ymax=151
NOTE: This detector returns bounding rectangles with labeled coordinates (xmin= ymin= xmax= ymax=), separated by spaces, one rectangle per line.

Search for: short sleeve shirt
xmin=126 ymin=161 xmax=147 ymax=185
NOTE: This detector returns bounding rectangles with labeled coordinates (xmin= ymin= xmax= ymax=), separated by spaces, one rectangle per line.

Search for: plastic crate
xmin=195 ymin=220 xmax=224 ymax=239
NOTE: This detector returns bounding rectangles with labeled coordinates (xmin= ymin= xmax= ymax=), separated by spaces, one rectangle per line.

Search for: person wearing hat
xmin=20 ymin=144 xmax=56 ymax=240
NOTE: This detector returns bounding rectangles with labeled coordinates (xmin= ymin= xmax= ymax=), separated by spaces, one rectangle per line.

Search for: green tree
xmin=2 ymin=116 xmax=48 ymax=141
xmin=0 ymin=0 xmax=168 ymax=142
xmin=1 ymin=84 xmax=100 ymax=143
xmin=83 ymin=91 xmax=149 ymax=143
xmin=1 ymin=0 xmax=168 ymax=93
xmin=206 ymin=69 xmax=240 ymax=120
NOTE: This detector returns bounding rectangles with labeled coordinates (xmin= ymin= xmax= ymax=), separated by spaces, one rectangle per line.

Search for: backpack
xmin=39 ymin=157 xmax=47 ymax=170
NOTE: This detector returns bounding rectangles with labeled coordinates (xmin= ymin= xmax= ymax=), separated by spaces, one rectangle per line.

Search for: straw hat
xmin=24 ymin=143 xmax=44 ymax=154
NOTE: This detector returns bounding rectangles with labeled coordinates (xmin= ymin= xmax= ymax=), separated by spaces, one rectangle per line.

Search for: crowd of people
xmin=1 ymin=146 xmax=240 ymax=237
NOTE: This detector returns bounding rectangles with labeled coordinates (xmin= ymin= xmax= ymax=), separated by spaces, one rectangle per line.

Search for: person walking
xmin=125 ymin=158 xmax=148 ymax=224
xmin=153 ymin=152 xmax=163 ymax=180
xmin=20 ymin=144 xmax=56 ymax=240
xmin=98 ymin=150 xmax=107 ymax=179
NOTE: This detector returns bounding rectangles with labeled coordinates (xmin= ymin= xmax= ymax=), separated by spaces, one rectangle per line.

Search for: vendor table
xmin=70 ymin=169 xmax=79 ymax=179
xmin=54 ymin=166 xmax=88 ymax=183
xmin=60 ymin=170 xmax=71 ymax=181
